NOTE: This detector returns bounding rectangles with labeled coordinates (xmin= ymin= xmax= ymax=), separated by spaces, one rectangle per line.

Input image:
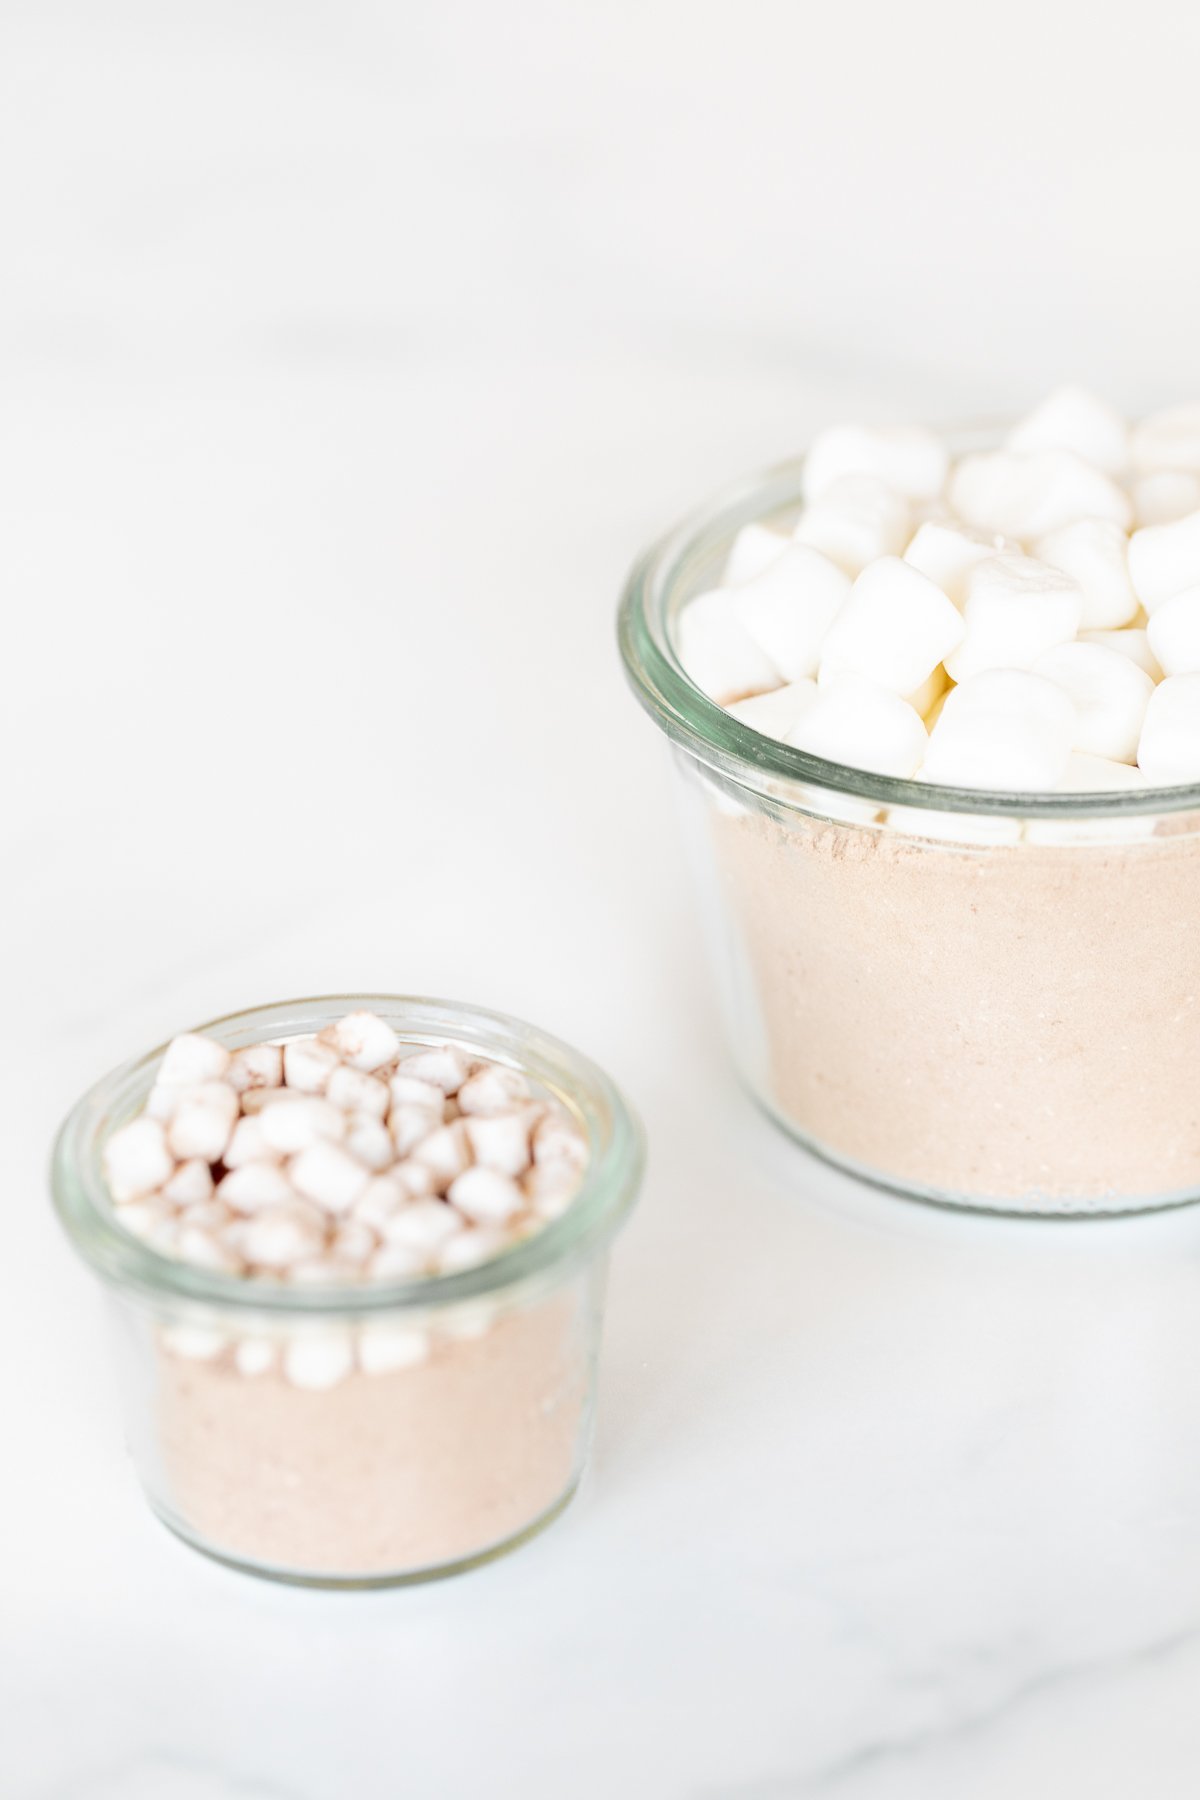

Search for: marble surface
xmin=6 ymin=4 xmax=1200 ymax=1796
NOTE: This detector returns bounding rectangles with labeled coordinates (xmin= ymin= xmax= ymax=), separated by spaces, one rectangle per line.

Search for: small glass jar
xmin=619 ymin=450 xmax=1200 ymax=1218
xmin=52 ymin=995 xmax=643 ymax=1586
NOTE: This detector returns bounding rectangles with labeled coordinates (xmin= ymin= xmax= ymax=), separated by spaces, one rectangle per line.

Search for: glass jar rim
xmin=617 ymin=446 xmax=1200 ymax=820
xmin=51 ymin=994 xmax=645 ymax=1318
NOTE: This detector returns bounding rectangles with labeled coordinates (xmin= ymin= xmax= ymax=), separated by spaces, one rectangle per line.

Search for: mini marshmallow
xmin=257 ymin=1095 xmax=346 ymax=1155
xmin=227 ymin=1043 xmax=283 ymax=1093
xmin=948 ymin=449 xmax=1132 ymax=538
xmin=369 ymin=1241 xmax=429 ymax=1281
xmin=331 ymin=1219 xmax=378 ymax=1266
xmin=947 ymin=553 xmax=1082 ymax=681
xmin=223 ymin=1115 xmax=280 ymax=1169
xmin=176 ymin=1225 xmax=244 ymax=1275
xmin=282 ymin=1037 xmax=340 ymax=1094
xmin=788 ymin=679 xmax=928 ymax=778
xmin=352 ymin=1172 xmax=407 ymax=1229
xmin=456 ymin=1065 xmax=531 ymax=1117
xmin=143 ymin=1083 xmax=180 ymax=1122
xmin=532 ymin=1112 xmax=589 ymax=1170
xmin=1032 ymin=641 xmax=1154 ymax=763
xmin=922 ymin=670 xmax=1076 ymax=791
xmin=384 ymin=1198 xmax=464 ymax=1252
xmin=162 ymin=1158 xmax=215 ymax=1205
xmin=317 ymin=1010 xmax=400 ymax=1073
xmin=1127 ymin=510 xmax=1200 ymax=612
xmin=437 ymin=1228 xmax=509 ymax=1274
xmin=524 ymin=1162 xmax=582 ymax=1219
xmin=283 ymin=1332 xmax=355 ymax=1392
xmin=804 ymin=423 xmax=949 ymax=501
xmin=389 ymin=1071 xmax=448 ymax=1111
xmin=287 ymin=1258 xmax=363 ymax=1288
xmin=178 ymin=1199 xmax=233 ymax=1233
xmin=1131 ymin=404 xmax=1200 ymax=475
xmin=448 ymin=1166 xmax=525 ymax=1225
xmin=1006 ymin=386 xmax=1129 ymax=477
xmin=1138 ymin=675 xmax=1200 ymax=781
xmin=726 ymin=680 xmax=818 ymax=743
xmin=239 ymin=1084 xmax=307 ymax=1114
xmin=234 ymin=1337 xmax=276 ymax=1377
xmin=289 ymin=1141 xmax=371 ymax=1214
xmin=730 ymin=545 xmax=850 ymax=681
xmin=1058 ymin=752 xmax=1150 ymax=792
xmin=158 ymin=1033 xmax=231 ymax=1088
xmin=676 ymin=588 xmax=780 ymax=703
xmin=166 ymin=1081 xmax=239 ymax=1163
xmin=902 ymin=519 xmax=1004 ymax=606
xmin=400 ymin=1046 xmax=472 ymax=1096
xmin=1146 ymin=587 xmax=1200 ymax=676
xmin=1132 ymin=471 xmax=1200 ymax=527
xmin=465 ymin=1109 xmax=535 ymax=1177
xmin=724 ymin=521 xmax=789 ymax=585
xmin=327 ymin=1064 xmax=391 ymax=1119
xmin=103 ymin=1117 xmax=175 ymax=1202
xmin=1079 ymin=628 xmax=1163 ymax=681
xmin=411 ymin=1120 xmax=472 ymax=1190
xmin=818 ymin=556 xmax=964 ymax=696
xmin=792 ymin=474 xmax=912 ymax=576
xmin=230 ymin=1200 xmax=327 ymax=1269
xmin=216 ymin=1162 xmax=298 ymax=1213
xmin=344 ymin=1116 xmax=395 ymax=1172
xmin=394 ymin=1159 xmax=438 ymax=1199
xmin=113 ymin=1195 xmax=176 ymax=1241
xmin=390 ymin=1101 xmax=442 ymax=1157
xmin=1033 ymin=519 xmax=1139 ymax=630
xmin=358 ymin=1324 xmax=431 ymax=1375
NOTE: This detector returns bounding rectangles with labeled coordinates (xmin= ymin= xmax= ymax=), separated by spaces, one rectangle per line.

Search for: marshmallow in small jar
xmin=53 ymin=997 xmax=642 ymax=1586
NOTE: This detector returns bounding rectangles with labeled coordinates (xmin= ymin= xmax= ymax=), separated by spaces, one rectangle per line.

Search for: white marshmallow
xmin=113 ymin=1195 xmax=176 ymax=1241
xmin=948 ymin=449 xmax=1132 ymax=538
xmin=162 ymin=1325 xmax=227 ymax=1362
xmin=1132 ymin=470 xmax=1200 ymax=527
xmin=283 ymin=1332 xmax=354 ymax=1392
xmin=223 ymin=1115 xmax=279 ymax=1169
xmin=1146 ymin=587 xmax=1200 ymax=676
xmin=437 ymin=1228 xmax=508 ymax=1274
xmin=389 ymin=1071 xmax=448 ymax=1111
xmin=317 ymin=1010 xmax=400 ymax=1072
xmin=384 ymin=1198 xmax=464 ymax=1252
xmin=724 ymin=521 xmax=789 ymax=585
xmin=239 ymin=1083 xmax=307 ymax=1114
xmin=216 ymin=1161 xmax=298 ymax=1214
xmin=1033 ymin=518 xmax=1139 ymax=630
xmin=358 ymin=1325 xmax=430 ymax=1375
xmin=676 ymin=588 xmax=780 ymax=704
xmin=369 ymin=1241 xmax=429 ymax=1281
xmin=1128 ymin=510 xmax=1200 ymax=612
xmin=524 ymin=1161 xmax=582 ymax=1218
xmin=344 ymin=1116 xmax=395 ymax=1172
xmin=257 ymin=1095 xmax=346 ymax=1155
xmin=922 ymin=670 xmax=1076 ymax=791
xmin=326 ymin=1064 xmax=391 ymax=1119
xmin=230 ymin=1200 xmax=327 ymax=1269
xmin=143 ymin=1082 xmax=180 ymax=1122
xmin=399 ymin=1046 xmax=472 ymax=1096
xmin=1131 ymin=404 xmax=1200 ymax=475
xmin=227 ymin=1043 xmax=283 ymax=1093
xmin=103 ymin=1117 xmax=175 ymax=1202
xmin=394 ymin=1159 xmax=438 ymax=1199
xmin=464 ymin=1109 xmax=535 ymax=1177
xmin=178 ymin=1199 xmax=233 ymax=1233
xmin=1006 ymin=386 xmax=1129 ymax=476
xmin=885 ymin=805 xmax=1024 ymax=846
xmin=726 ymin=680 xmax=818 ymax=743
xmin=792 ymin=474 xmax=912 ymax=576
xmin=1057 ymin=752 xmax=1150 ymax=792
xmin=234 ymin=1337 xmax=276 ymax=1377
xmin=352 ymin=1172 xmax=407 ymax=1229
xmin=532 ymin=1112 xmax=589 ymax=1170
xmin=804 ymin=423 xmax=948 ymax=501
xmin=788 ymin=679 xmax=927 ymax=778
xmin=947 ymin=552 xmax=1082 ymax=682
xmin=282 ymin=1037 xmax=340 ymax=1094
xmin=287 ymin=1258 xmax=363 ymax=1288
xmin=1032 ymin=642 xmax=1154 ymax=763
xmin=158 ymin=1033 xmax=231 ymax=1088
xmin=331 ymin=1219 xmax=378 ymax=1265
xmin=818 ymin=556 xmax=964 ymax=695
xmin=902 ymin=519 xmax=1004 ymax=606
xmin=162 ymin=1158 xmax=215 ymax=1205
xmin=730 ymin=545 xmax=850 ymax=681
xmin=1138 ymin=675 xmax=1200 ymax=782
xmin=390 ymin=1100 xmax=442 ymax=1157
xmin=176 ymin=1224 xmax=244 ymax=1275
xmin=1079 ymin=627 xmax=1163 ymax=681
xmin=456 ymin=1065 xmax=531 ymax=1117
xmin=448 ymin=1166 xmax=525 ymax=1225
xmin=166 ymin=1081 xmax=239 ymax=1163
xmin=289 ymin=1141 xmax=370 ymax=1214
xmin=411 ymin=1119 xmax=472 ymax=1189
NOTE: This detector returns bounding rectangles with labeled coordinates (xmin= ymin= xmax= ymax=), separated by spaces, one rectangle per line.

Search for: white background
xmin=5 ymin=3 xmax=1200 ymax=1796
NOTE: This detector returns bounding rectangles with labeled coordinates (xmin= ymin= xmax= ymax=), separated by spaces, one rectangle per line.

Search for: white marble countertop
xmin=6 ymin=5 xmax=1200 ymax=1796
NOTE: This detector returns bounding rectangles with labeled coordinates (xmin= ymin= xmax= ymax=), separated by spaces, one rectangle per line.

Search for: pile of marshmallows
xmin=101 ymin=1011 xmax=587 ymax=1384
xmin=680 ymin=389 xmax=1200 ymax=792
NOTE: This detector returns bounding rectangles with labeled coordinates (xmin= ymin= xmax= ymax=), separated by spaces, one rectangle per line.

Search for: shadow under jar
xmin=52 ymin=996 xmax=643 ymax=1586
xmin=619 ymin=450 xmax=1200 ymax=1217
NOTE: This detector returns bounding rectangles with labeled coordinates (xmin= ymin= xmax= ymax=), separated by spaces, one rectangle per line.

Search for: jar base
xmin=748 ymin=1083 xmax=1200 ymax=1221
xmin=147 ymin=1479 xmax=581 ymax=1589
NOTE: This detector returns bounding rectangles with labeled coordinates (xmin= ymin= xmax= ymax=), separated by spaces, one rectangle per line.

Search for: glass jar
xmin=619 ymin=451 xmax=1200 ymax=1217
xmin=52 ymin=995 xmax=643 ymax=1586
